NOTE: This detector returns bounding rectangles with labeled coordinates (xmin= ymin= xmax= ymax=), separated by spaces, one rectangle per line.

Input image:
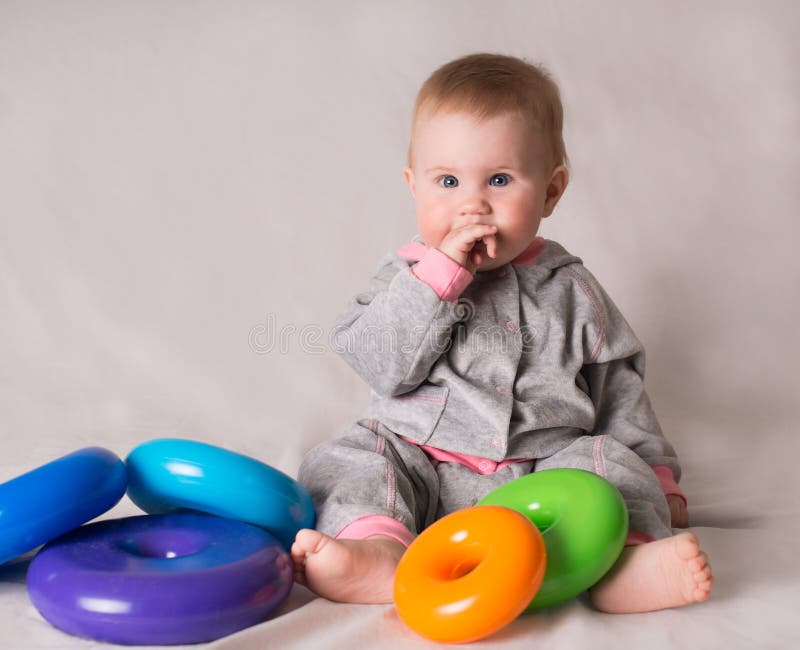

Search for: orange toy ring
xmin=393 ymin=505 xmax=546 ymax=644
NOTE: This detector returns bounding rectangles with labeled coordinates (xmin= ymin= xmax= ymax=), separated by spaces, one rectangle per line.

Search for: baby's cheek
xmin=418 ymin=219 xmax=449 ymax=248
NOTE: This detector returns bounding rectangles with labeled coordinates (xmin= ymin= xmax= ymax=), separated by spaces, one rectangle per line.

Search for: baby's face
xmin=404 ymin=109 xmax=566 ymax=271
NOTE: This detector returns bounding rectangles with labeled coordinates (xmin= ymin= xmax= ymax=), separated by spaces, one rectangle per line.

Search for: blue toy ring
xmin=0 ymin=447 xmax=126 ymax=565
xmin=125 ymin=438 xmax=315 ymax=549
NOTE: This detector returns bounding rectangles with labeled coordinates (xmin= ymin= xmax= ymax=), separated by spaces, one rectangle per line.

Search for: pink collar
xmin=397 ymin=236 xmax=546 ymax=266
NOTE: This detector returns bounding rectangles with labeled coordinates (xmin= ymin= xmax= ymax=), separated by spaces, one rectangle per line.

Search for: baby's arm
xmin=570 ymin=265 xmax=688 ymax=521
xmin=332 ymin=248 xmax=470 ymax=397
xmin=333 ymin=218 xmax=497 ymax=397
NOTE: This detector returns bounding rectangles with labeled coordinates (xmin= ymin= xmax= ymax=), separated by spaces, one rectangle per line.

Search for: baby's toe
xmin=690 ymin=569 xmax=713 ymax=603
xmin=673 ymin=532 xmax=700 ymax=560
xmin=294 ymin=567 xmax=308 ymax=585
xmin=694 ymin=579 xmax=713 ymax=601
xmin=290 ymin=542 xmax=306 ymax=563
xmin=693 ymin=564 xmax=712 ymax=582
xmin=293 ymin=528 xmax=327 ymax=554
xmin=688 ymin=551 xmax=708 ymax=573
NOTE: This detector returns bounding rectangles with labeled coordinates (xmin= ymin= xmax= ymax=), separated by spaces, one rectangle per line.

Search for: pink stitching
xmin=398 ymin=395 xmax=445 ymax=404
xmin=593 ymin=435 xmax=607 ymax=477
xmin=372 ymin=422 xmax=396 ymax=516
xmin=565 ymin=268 xmax=606 ymax=362
xmin=386 ymin=460 xmax=396 ymax=515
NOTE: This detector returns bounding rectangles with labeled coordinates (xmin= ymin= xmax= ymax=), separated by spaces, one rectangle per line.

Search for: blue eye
xmin=437 ymin=173 xmax=510 ymax=188
xmin=491 ymin=173 xmax=510 ymax=187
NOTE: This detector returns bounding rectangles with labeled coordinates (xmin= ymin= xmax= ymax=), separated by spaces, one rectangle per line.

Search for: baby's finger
xmin=483 ymin=233 xmax=497 ymax=258
xmin=457 ymin=223 xmax=497 ymax=249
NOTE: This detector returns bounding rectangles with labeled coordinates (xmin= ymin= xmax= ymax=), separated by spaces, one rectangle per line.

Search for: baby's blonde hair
xmin=407 ymin=52 xmax=569 ymax=173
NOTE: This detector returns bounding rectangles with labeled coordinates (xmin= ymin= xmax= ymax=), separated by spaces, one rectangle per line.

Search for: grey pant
xmin=297 ymin=418 xmax=673 ymax=543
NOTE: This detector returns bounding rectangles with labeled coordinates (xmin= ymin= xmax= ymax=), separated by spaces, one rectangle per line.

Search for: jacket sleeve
xmin=331 ymin=247 xmax=472 ymax=398
xmin=569 ymin=264 xmax=687 ymax=504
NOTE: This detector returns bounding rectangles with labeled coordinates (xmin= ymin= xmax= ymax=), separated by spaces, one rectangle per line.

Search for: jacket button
xmin=490 ymin=435 xmax=503 ymax=448
xmin=505 ymin=321 xmax=517 ymax=333
xmin=495 ymin=385 xmax=508 ymax=395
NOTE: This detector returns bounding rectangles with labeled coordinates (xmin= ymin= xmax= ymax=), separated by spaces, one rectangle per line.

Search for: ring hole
xmin=448 ymin=558 xmax=481 ymax=580
xmin=116 ymin=530 xmax=206 ymax=559
xmin=526 ymin=505 xmax=560 ymax=533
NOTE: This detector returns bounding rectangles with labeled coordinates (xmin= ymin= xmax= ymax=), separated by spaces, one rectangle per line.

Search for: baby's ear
xmin=403 ymin=167 xmax=416 ymax=197
xmin=542 ymin=164 xmax=569 ymax=217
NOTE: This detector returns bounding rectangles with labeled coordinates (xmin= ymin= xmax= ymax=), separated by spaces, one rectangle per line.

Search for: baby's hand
xmin=437 ymin=215 xmax=498 ymax=274
xmin=667 ymin=494 xmax=689 ymax=528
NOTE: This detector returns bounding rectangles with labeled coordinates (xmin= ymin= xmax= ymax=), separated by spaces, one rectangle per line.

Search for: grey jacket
xmin=331 ymin=235 xmax=680 ymax=480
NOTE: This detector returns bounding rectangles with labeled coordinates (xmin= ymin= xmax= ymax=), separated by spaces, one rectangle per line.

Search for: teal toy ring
xmin=478 ymin=468 xmax=628 ymax=610
xmin=125 ymin=439 xmax=315 ymax=550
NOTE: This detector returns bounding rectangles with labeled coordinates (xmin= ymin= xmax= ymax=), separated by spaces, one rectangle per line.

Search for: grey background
xmin=1 ymin=1 xmax=797 ymax=648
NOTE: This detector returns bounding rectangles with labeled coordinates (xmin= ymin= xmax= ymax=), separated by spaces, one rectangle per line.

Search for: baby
xmin=291 ymin=52 xmax=713 ymax=614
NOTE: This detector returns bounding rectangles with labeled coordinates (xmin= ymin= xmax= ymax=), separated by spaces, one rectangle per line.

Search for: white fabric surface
xmin=1 ymin=1 xmax=798 ymax=648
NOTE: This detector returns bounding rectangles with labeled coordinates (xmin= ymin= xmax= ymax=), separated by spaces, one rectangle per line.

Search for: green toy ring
xmin=477 ymin=468 xmax=628 ymax=610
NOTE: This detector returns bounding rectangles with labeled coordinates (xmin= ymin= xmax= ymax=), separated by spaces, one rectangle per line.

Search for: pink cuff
xmin=652 ymin=465 xmax=688 ymax=506
xmin=335 ymin=515 xmax=416 ymax=548
xmin=411 ymin=247 xmax=473 ymax=302
xmin=624 ymin=530 xmax=656 ymax=547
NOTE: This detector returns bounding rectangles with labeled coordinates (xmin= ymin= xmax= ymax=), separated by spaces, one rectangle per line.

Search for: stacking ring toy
xmin=478 ymin=468 xmax=628 ymax=610
xmin=0 ymin=447 xmax=126 ymax=565
xmin=126 ymin=438 xmax=315 ymax=549
xmin=27 ymin=512 xmax=293 ymax=645
xmin=394 ymin=505 xmax=546 ymax=644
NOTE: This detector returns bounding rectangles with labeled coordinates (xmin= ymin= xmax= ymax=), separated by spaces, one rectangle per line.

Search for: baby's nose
xmin=459 ymin=203 xmax=490 ymax=217
xmin=458 ymin=194 xmax=491 ymax=216
xmin=459 ymin=213 xmax=495 ymax=227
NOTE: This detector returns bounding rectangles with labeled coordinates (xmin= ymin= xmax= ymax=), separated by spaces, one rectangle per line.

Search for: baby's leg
xmin=535 ymin=435 xmax=713 ymax=612
xmin=293 ymin=420 xmax=438 ymax=603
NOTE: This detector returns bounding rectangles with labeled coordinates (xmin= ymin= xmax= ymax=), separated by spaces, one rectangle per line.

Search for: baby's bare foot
xmin=290 ymin=529 xmax=406 ymax=604
xmin=589 ymin=531 xmax=713 ymax=614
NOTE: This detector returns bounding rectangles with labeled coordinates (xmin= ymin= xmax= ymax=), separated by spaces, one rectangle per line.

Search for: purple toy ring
xmin=26 ymin=513 xmax=293 ymax=645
